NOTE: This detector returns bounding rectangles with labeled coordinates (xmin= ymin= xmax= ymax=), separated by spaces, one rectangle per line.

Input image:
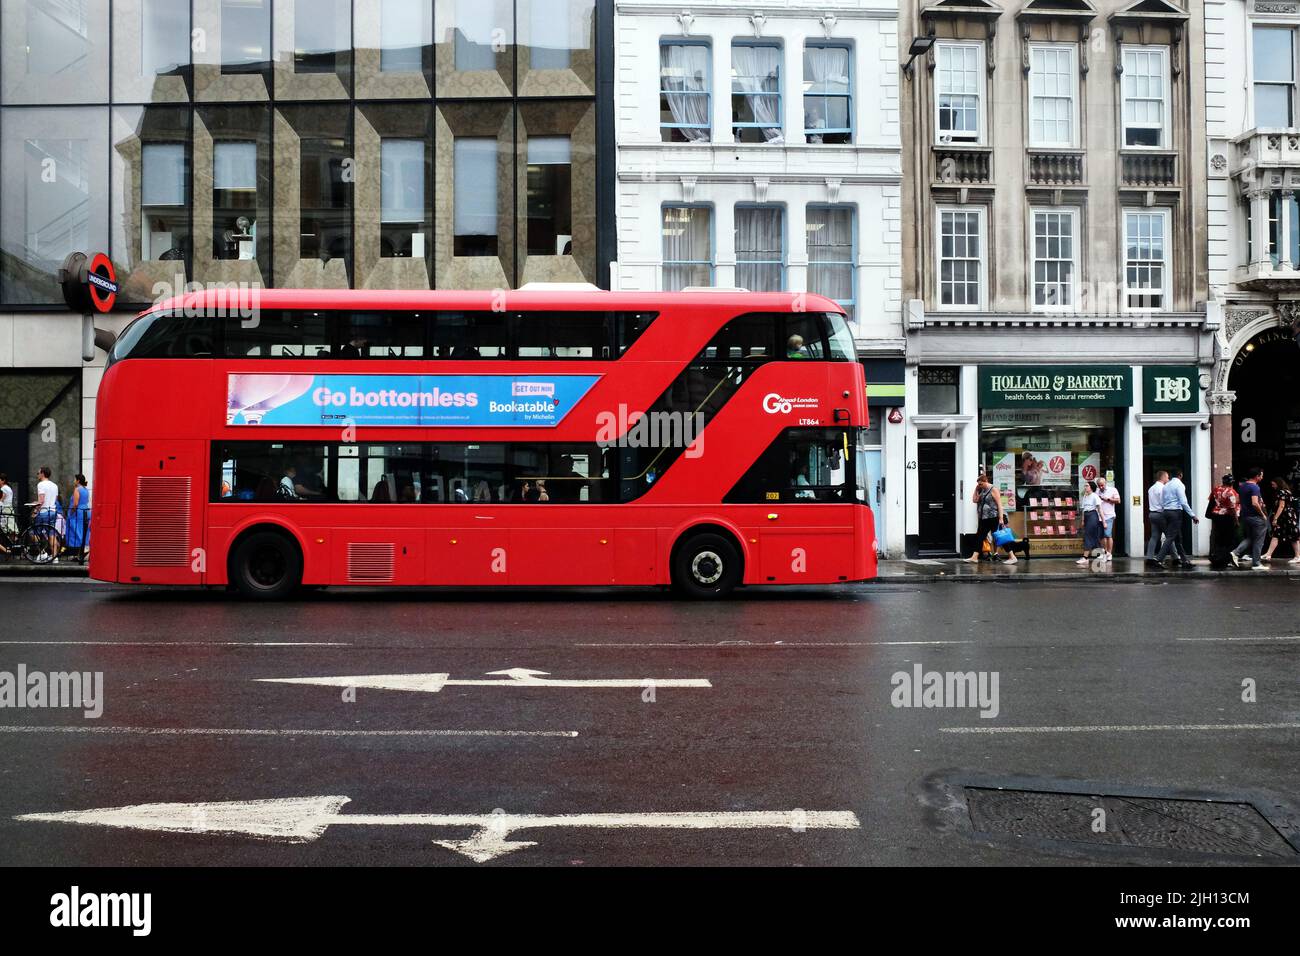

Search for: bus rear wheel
xmin=672 ymin=532 xmax=741 ymax=599
xmin=230 ymin=530 xmax=302 ymax=601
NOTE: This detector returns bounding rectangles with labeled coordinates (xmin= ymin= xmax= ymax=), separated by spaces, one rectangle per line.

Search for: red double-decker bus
xmin=90 ymin=288 xmax=876 ymax=598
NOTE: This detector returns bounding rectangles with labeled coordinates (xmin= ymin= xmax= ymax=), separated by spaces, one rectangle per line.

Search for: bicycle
xmin=2 ymin=504 xmax=67 ymax=565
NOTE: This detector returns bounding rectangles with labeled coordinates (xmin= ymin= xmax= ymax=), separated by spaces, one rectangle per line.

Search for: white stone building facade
xmin=1206 ymin=0 xmax=1300 ymax=499
xmin=611 ymin=0 xmax=908 ymax=554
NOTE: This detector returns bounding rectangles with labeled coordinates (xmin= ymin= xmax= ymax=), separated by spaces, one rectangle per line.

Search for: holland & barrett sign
xmin=979 ymin=365 xmax=1133 ymax=408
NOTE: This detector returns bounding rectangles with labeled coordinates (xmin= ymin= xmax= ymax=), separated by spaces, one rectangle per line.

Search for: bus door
xmin=118 ymin=440 xmax=207 ymax=585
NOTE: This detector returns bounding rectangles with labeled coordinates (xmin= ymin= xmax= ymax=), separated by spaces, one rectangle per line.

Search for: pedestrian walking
xmin=1156 ymin=469 xmax=1197 ymax=568
xmin=1077 ymin=480 xmax=1103 ymax=566
xmin=1261 ymin=477 xmax=1299 ymax=565
xmin=965 ymin=472 xmax=1015 ymax=563
xmin=1096 ymin=475 xmax=1120 ymax=563
xmin=65 ymin=474 xmax=91 ymax=564
xmin=1231 ymin=468 xmax=1269 ymax=570
xmin=1206 ymin=473 xmax=1240 ymax=570
xmin=1144 ymin=470 xmax=1168 ymax=565
xmin=0 ymin=473 xmax=12 ymax=555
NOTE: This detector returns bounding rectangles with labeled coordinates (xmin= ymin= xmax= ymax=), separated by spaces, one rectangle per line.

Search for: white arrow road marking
xmin=258 ymin=668 xmax=712 ymax=693
xmin=15 ymin=797 xmax=860 ymax=862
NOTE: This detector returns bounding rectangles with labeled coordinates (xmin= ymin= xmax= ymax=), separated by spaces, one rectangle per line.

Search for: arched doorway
xmin=1229 ymin=325 xmax=1300 ymax=488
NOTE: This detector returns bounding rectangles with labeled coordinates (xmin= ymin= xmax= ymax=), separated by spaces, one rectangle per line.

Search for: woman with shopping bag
xmin=965 ymin=472 xmax=1017 ymax=564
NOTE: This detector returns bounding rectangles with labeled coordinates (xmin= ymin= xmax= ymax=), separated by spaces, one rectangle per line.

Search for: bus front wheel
xmin=230 ymin=530 xmax=303 ymax=601
xmin=671 ymin=532 xmax=741 ymax=599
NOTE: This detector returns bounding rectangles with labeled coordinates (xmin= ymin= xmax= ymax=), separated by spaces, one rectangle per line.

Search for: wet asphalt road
xmin=0 ymin=577 xmax=1296 ymax=867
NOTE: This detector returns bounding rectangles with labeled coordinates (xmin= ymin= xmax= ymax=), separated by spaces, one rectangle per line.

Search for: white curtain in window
xmin=660 ymin=44 xmax=711 ymax=143
xmin=805 ymin=45 xmax=848 ymax=92
xmin=804 ymin=46 xmax=849 ymax=136
xmin=214 ymin=142 xmax=257 ymax=191
xmin=662 ymin=206 xmax=711 ymax=289
xmin=142 ymin=143 xmax=185 ymax=206
xmin=454 ymin=138 xmax=497 ymax=236
xmin=735 ymin=206 xmax=783 ymax=291
xmin=381 ymin=139 xmax=424 ymax=224
xmin=807 ymin=207 xmax=853 ymax=303
xmin=732 ymin=45 xmax=782 ymax=143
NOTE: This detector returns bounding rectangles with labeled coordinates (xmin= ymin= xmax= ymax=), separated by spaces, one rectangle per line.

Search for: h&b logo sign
xmin=1153 ymin=376 xmax=1191 ymax=404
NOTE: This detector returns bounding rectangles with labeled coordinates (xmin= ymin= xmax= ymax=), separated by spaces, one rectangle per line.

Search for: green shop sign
xmin=979 ymin=365 xmax=1133 ymax=408
xmin=1142 ymin=365 xmax=1200 ymax=414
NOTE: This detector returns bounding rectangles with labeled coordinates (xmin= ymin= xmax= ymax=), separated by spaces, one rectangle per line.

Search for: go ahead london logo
xmin=226 ymin=373 xmax=600 ymax=428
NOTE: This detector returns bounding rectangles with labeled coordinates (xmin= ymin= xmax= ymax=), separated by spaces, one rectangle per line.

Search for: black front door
xmin=1144 ymin=427 xmax=1192 ymax=554
xmin=917 ymin=442 xmax=957 ymax=554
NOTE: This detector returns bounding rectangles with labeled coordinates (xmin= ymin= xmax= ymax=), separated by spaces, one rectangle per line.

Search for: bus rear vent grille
xmin=134 ymin=477 xmax=192 ymax=567
xmin=347 ymin=543 xmax=395 ymax=583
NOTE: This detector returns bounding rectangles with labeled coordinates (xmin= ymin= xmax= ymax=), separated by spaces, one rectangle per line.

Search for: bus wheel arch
xmin=227 ymin=523 xmax=304 ymax=600
xmin=670 ymin=523 xmax=745 ymax=599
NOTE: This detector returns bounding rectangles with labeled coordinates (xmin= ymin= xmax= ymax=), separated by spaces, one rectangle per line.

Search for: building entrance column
xmin=1208 ymin=389 xmax=1236 ymax=481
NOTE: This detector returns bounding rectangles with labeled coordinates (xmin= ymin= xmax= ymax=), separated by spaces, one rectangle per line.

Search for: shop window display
xmin=979 ymin=408 xmax=1121 ymax=557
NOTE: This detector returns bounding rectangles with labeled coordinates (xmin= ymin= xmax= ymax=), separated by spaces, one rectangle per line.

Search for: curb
xmin=0 ymin=564 xmax=90 ymax=578
xmin=872 ymin=570 xmax=1300 ymax=584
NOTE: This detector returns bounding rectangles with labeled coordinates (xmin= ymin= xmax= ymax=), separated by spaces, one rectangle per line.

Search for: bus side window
xmin=514 ymin=312 xmax=611 ymax=359
xmin=431 ymin=312 xmax=508 ymax=358
xmin=226 ymin=310 xmax=331 ymax=357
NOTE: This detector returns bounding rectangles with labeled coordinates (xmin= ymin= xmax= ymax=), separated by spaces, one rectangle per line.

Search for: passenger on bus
xmin=278 ymin=465 xmax=314 ymax=499
xmin=337 ymin=334 xmax=369 ymax=359
xmin=786 ymin=334 xmax=808 ymax=359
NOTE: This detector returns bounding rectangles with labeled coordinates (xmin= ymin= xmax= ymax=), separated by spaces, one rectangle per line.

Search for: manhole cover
xmin=965 ymin=787 xmax=1297 ymax=859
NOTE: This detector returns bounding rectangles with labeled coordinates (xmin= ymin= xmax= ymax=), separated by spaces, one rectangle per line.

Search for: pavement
xmin=0 ymin=575 xmax=1295 ymax=866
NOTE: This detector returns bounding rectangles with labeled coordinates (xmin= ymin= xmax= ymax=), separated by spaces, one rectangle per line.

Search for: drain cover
xmin=966 ymin=787 xmax=1297 ymax=858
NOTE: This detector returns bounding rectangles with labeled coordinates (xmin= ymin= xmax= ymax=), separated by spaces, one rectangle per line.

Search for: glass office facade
xmin=0 ymin=0 xmax=606 ymax=306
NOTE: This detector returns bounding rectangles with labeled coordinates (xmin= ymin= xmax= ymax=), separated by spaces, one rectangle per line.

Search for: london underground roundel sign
xmin=59 ymin=251 xmax=118 ymax=314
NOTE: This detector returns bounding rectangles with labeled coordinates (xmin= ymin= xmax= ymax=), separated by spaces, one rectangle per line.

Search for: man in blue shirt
xmin=1231 ymin=468 xmax=1269 ymax=570
xmin=1156 ymin=469 xmax=1198 ymax=567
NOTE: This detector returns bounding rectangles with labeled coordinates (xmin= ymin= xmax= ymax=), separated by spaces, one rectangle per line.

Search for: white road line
xmin=1176 ymin=636 xmax=1300 ymax=642
xmin=0 ymin=641 xmax=351 ymax=647
xmin=0 ymin=725 xmax=577 ymax=738
xmin=14 ymin=795 xmax=860 ymax=861
xmin=940 ymin=723 xmax=1300 ymax=734
xmin=574 ymin=641 xmax=973 ymax=648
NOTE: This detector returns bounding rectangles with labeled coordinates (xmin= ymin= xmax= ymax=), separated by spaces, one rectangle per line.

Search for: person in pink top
xmin=1095 ymin=475 xmax=1121 ymax=563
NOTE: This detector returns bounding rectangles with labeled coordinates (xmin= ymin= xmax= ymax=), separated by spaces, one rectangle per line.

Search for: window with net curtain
xmin=735 ymin=206 xmax=784 ymax=291
xmin=660 ymin=43 xmax=711 ymax=142
xmin=806 ymin=205 xmax=854 ymax=320
xmin=803 ymin=44 xmax=851 ymax=143
xmin=732 ymin=42 xmax=782 ymax=143
xmin=662 ymin=205 xmax=712 ymax=290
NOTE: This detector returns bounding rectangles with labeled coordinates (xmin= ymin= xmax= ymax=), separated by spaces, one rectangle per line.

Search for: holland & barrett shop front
xmin=976 ymin=364 xmax=1207 ymax=559
xmin=978 ymin=366 xmax=1132 ymax=558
